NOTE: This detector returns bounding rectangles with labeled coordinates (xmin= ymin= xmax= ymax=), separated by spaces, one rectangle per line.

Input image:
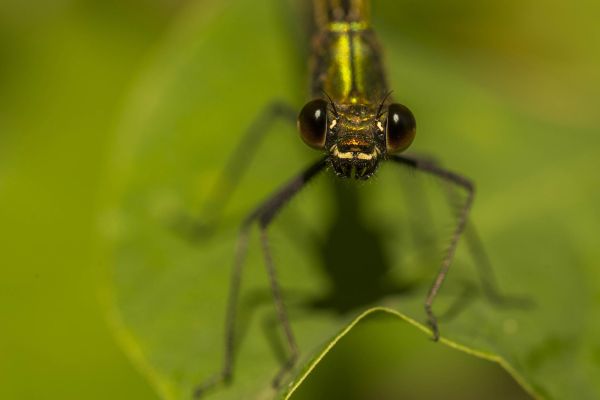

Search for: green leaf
xmin=102 ymin=0 xmax=600 ymax=399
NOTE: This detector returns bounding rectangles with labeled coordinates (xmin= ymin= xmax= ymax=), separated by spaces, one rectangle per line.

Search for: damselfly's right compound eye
xmin=386 ymin=103 xmax=416 ymax=153
xmin=298 ymin=99 xmax=328 ymax=149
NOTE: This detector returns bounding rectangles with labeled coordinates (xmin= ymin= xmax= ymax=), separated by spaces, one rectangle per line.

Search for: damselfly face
xmin=298 ymin=98 xmax=417 ymax=180
xmin=325 ymin=102 xmax=385 ymax=179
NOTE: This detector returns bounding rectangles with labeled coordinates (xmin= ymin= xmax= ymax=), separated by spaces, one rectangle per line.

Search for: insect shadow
xmin=306 ymin=179 xmax=418 ymax=313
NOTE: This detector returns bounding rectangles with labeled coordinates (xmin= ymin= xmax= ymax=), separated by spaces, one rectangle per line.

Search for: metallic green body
xmin=310 ymin=0 xmax=388 ymax=104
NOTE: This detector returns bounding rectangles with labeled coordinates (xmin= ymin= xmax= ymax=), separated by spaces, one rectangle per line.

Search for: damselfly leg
xmin=391 ymin=154 xmax=475 ymax=340
xmin=398 ymin=154 xmax=533 ymax=318
xmin=174 ymin=101 xmax=297 ymax=240
xmin=193 ymin=158 xmax=326 ymax=398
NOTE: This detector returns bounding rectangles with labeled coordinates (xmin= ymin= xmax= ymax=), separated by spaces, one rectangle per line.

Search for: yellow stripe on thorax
xmin=327 ymin=22 xmax=369 ymax=102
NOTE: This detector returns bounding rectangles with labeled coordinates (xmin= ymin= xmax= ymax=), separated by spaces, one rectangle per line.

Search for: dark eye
xmin=298 ymin=99 xmax=328 ymax=149
xmin=386 ymin=103 xmax=416 ymax=153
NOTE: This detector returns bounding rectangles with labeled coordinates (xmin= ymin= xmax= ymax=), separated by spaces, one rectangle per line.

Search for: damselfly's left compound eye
xmin=386 ymin=103 xmax=416 ymax=153
xmin=298 ymin=99 xmax=328 ymax=149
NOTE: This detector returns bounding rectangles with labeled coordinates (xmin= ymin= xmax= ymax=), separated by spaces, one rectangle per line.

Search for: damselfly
xmin=193 ymin=0 xmax=514 ymax=397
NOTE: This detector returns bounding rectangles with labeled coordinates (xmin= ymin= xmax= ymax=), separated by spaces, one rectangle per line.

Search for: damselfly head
xmin=298 ymin=98 xmax=416 ymax=180
xmin=326 ymin=103 xmax=383 ymax=180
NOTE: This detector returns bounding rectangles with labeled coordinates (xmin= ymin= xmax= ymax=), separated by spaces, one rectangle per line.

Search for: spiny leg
xmin=399 ymin=154 xmax=476 ymax=321
xmin=193 ymin=224 xmax=251 ymax=398
xmin=415 ymin=154 xmax=533 ymax=309
xmin=254 ymin=158 xmax=327 ymax=387
xmin=259 ymin=227 xmax=298 ymax=387
xmin=193 ymin=158 xmax=327 ymax=398
xmin=391 ymin=154 xmax=474 ymax=341
xmin=435 ymin=170 xmax=505 ymax=303
xmin=176 ymin=101 xmax=297 ymax=240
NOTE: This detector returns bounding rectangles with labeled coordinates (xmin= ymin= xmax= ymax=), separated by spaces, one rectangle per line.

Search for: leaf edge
xmin=279 ymin=306 xmax=542 ymax=400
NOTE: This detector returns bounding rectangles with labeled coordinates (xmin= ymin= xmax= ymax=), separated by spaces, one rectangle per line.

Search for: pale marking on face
xmin=329 ymin=119 xmax=337 ymax=130
xmin=331 ymin=146 xmax=352 ymax=159
xmin=377 ymin=121 xmax=384 ymax=132
xmin=331 ymin=145 xmax=380 ymax=161
xmin=337 ymin=151 xmax=354 ymax=159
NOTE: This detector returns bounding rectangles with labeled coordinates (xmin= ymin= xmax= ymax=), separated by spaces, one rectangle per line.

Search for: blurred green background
xmin=0 ymin=1 xmax=183 ymax=398
xmin=1 ymin=0 xmax=598 ymax=399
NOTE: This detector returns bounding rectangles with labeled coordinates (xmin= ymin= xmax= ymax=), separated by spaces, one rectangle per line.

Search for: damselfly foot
xmin=271 ymin=353 xmax=299 ymax=389
xmin=425 ymin=304 xmax=440 ymax=342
